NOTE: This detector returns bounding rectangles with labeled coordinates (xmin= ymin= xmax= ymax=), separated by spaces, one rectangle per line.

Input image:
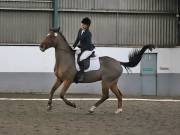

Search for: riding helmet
xmin=81 ymin=17 xmax=91 ymax=26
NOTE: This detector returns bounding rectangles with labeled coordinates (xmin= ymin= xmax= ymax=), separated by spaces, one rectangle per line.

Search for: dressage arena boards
xmin=0 ymin=95 xmax=180 ymax=135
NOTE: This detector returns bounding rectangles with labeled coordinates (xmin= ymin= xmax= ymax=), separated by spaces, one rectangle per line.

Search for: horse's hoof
xmin=115 ymin=108 xmax=122 ymax=114
xmin=47 ymin=105 xmax=52 ymax=111
xmin=88 ymin=110 xmax=94 ymax=114
xmin=88 ymin=106 xmax=96 ymax=113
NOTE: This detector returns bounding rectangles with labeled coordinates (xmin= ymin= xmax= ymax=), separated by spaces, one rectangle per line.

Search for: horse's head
xmin=40 ymin=27 xmax=60 ymax=52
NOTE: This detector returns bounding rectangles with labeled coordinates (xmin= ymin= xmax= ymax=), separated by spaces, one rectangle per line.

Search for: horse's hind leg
xmin=60 ymin=80 xmax=76 ymax=108
xmin=110 ymin=83 xmax=123 ymax=114
xmin=89 ymin=81 xmax=110 ymax=113
xmin=47 ymin=79 xmax=62 ymax=110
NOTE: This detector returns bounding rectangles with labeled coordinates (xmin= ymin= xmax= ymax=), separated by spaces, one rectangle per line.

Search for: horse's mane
xmin=59 ymin=32 xmax=68 ymax=44
xmin=59 ymin=32 xmax=74 ymax=52
xmin=50 ymin=27 xmax=73 ymax=52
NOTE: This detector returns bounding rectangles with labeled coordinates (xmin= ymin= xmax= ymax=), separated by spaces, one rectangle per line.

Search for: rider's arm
xmin=73 ymin=29 xmax=81 ymax=48
xmin=73 ymin=36 xmax=79 ymax=48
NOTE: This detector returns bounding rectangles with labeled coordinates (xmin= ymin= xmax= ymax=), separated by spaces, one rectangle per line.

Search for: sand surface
xmin=0 ymin=94 xmax=180 ymax=135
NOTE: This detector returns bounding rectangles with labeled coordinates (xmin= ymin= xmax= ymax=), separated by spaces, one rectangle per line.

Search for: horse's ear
xmin=58 ymin=27 xmax=63 ymax=33
xmin=50 ymin=27 xmax=60 ymax=33
xmin=57 ymin=27 xmax=60 ymax=32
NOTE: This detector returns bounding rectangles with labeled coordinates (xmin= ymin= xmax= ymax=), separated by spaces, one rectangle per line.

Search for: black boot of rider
xmin=74 ymin=61 xmax=85 ymax=83
xmin=77 ymin=61 xmax=85 ymax=82
xmin=77 ymin=70 xmax=84 ymax=82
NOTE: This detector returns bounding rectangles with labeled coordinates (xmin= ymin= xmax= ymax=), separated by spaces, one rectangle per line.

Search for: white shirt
xmin=81 ymin=29 xmax=85 ymax=35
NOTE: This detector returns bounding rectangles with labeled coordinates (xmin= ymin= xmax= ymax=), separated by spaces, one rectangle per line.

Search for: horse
xmin=40 ymin=27 xmax=155 ymax=114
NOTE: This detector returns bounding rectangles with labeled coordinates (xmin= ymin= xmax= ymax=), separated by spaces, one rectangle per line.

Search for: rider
xmin=73 ymin=17 xmax=95 ymax=82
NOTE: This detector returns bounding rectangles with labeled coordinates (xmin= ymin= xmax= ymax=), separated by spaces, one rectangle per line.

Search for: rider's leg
xmin=75 ymin=50 xmax=94 ymax=83
xmin=79 ymin=50 xmax=94 ymax=61
xmin=76 ymin=60 xmax=85 ymax=82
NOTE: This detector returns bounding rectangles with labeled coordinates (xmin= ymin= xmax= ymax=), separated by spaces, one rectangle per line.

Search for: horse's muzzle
xmin=39 ymin=46 xmax=46 ymax=52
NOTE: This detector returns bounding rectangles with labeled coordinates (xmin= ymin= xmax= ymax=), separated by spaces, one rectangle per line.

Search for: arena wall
xmin=0 ymin=0 xmax=179 ymax=96
xmin=0 ymin=46 xmax=179 ymax=96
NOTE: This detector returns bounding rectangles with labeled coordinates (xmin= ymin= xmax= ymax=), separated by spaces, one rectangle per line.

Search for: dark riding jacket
xmin=73 ymin=28 xmax=95 ymax=51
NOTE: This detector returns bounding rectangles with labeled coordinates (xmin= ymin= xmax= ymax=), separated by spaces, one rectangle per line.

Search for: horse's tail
xmin=120 ymin=44 xmax=155 ymax=72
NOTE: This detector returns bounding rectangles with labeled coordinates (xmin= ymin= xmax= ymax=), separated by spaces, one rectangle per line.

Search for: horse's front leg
xmin=60 ymin=80 xmax=76 ymax=108
xmin=47 ymin=78 xmax=62 ymax=110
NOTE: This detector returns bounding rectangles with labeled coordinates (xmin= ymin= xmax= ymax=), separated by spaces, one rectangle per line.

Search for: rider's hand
xmin=74 ymin=47 xmax=81 ymax=54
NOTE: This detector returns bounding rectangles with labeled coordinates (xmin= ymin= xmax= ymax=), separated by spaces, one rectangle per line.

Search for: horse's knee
xmin=60 ymin=94 xmax=64 ymax=99
xmin=106 ymin=95 xmax=110 ymax=99
xmin=103 ymin=95 xmax=109 ymax=100
xmin=48 ymin=100 xmax=52 ymax=105
xmin=119 ymin=92 xmax=123 ymax=99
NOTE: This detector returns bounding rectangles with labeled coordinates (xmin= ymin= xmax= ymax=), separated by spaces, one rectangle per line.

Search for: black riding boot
xmin=77 ymin=70 xmax=84 ymax=82
xmin=74 ymin=61 xmax=85 ymax=83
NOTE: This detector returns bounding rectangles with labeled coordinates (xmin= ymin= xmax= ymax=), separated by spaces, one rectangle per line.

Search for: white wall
xmin=155 ymin=48 xmax=171 ymax=73
xmin=171 ymin=48 xmax=180 ymax=73
xmin=155 ymin=47 xmax=180 ymax=74
xmin=0 ymin=46 xmax=55 ymax=72
xmin=0 ymin=46 xmax=180 ymax=73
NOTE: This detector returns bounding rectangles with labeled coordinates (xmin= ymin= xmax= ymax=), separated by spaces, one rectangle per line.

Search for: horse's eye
xmin=54 ymin=33 xmax=58 ymax=37
xmin=47 ymin=33 xmax=50 ymax=37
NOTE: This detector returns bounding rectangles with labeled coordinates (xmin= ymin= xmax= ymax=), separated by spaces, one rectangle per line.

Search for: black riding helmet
xmin=81 ymin=17 xmax=91 ymax=26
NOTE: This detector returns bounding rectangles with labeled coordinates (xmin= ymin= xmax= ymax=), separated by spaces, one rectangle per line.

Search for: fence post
xmin=52 ymin=0 xmax=59 ymax=28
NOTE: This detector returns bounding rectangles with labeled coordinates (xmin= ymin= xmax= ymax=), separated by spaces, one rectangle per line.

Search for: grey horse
xmin=40 ymin=27 xmax=155 ymax=114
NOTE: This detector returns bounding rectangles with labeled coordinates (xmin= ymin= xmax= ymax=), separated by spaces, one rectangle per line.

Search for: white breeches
xmin=74 ymin=47 xmax=95 ymax=62
xmin=79 ymin=50 xmax=94 ymax=61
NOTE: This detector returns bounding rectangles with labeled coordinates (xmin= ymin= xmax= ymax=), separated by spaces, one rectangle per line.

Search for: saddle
xmin=74 ymin=50 xmax=100 ymax=73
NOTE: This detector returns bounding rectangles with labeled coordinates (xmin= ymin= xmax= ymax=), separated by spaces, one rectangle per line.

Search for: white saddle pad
xmin=75 ymin=53 xmax=100 ymax=72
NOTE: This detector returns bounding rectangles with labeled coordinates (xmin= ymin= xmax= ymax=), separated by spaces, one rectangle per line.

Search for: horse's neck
xmin=55 ymin=49 xmax=74 ymax=62
xmin=55 ymin=42 xmax=75 ymax=70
